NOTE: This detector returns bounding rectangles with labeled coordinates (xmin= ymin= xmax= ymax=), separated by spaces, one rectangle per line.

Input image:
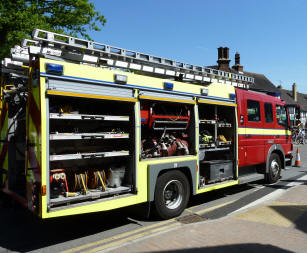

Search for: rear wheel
xmin=266 ymin=153 xmax=281 ymax=184
xmin=154 ymin=170 xmax=190 ymax=219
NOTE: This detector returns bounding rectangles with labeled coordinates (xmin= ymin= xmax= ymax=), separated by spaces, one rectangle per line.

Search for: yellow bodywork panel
xmin=0 ymin=111 xmax=8 ymax=185
xmin=197 ymin=180 xmax=239 ymax=194
xmin=39 ymin=58 xmax=236 ymax=100
xmin=37 ymin=58 xmax=238 ymax=218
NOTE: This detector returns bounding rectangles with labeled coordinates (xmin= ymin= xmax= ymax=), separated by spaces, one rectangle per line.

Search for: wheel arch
xmin=148 ymin=160 xmax=197 ymax=202
xmin=266 ymin=144 xmax=285 ymax=173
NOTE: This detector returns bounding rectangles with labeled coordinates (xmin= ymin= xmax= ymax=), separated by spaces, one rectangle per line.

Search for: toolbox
xmin=200 ymin=160 xmax=233 ymax=184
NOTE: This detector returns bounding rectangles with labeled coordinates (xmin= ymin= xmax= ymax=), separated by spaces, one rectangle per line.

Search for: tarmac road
xmin=0 ymin=144 xmax=306 ymax=253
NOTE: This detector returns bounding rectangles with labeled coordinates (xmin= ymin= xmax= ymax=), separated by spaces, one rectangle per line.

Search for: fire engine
xmin=0 ymin=29 xmax=292 ymax=219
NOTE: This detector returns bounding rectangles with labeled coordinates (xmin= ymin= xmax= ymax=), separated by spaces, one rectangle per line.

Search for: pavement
xmin=101 ymin=145 xmax=307 ymax=253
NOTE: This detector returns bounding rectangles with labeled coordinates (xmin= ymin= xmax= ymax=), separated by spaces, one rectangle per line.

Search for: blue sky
xmin=88 ymin=0 xmax=307 ymax=93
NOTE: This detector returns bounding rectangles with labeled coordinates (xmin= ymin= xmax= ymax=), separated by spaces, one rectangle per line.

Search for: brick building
xmin=208 ymin=47 xmax=307 ymax=127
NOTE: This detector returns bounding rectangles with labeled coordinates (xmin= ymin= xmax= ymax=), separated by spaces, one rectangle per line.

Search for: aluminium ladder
xmin=5 ymin=29 xmax=254 ymax=89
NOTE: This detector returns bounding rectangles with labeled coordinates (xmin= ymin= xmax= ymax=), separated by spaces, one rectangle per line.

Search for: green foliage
xmin=0 ymin=0 xmax=106 ymax=59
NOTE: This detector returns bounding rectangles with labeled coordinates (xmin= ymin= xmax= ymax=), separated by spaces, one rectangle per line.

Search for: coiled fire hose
xmin=69 ymin=172 xmax=88 ymax=194
xmin=88 ymin=169 xmax=107 ymax=191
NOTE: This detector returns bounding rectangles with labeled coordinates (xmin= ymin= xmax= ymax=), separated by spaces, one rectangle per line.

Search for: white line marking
xmin=230 ymin=174 xmax=307 ymax=215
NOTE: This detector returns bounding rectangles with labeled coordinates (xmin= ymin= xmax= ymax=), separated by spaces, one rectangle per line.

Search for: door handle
xmin=276 ymin=135 xmax=280 ymax=138
xmin=246 ymin=134 xmax=252 ymax=138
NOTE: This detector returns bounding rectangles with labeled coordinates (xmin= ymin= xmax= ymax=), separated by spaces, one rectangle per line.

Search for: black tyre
xmin=154 ymin=170 xmax=190 ymax=219
xmin=266 ymin=153 xmax=281 ymax=184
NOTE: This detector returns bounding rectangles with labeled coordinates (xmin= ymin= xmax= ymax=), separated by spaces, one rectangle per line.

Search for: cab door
xmin=275 ymin=104 xmax=290 ymax=151
xmin=263 ymin=102 xmax=275 ymax=156
xmin=243 ymin=94 xmax=264 ymax=166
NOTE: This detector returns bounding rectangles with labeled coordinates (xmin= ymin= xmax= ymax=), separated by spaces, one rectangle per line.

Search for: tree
xmin=0 ymin=0 xmax=106 ymax=59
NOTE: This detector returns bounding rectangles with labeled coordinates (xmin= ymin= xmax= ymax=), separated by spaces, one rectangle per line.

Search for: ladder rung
xmin=30 ymin=29 xmax=254 ymax=85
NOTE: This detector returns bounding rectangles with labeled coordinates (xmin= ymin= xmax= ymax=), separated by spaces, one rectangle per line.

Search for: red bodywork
xmin=236 ymin=89 xmax=292 ymax=168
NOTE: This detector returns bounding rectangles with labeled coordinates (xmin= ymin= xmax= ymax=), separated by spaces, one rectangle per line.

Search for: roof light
xmin=164 ymin=82 xmax=173 ymax=90
xmin=201 ymin=88 xmax=208 ymax=96
xmin=229 ymin=93 xmax=236 ymax=100
xmin=114 ymin=74 xmax=127 ymax=84
xmin=46 ymin=63 xmax=63 ymax=75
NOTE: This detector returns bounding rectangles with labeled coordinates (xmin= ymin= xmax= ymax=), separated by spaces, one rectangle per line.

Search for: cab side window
xmin=264 ymin=103 xmax=273 ymax=123
xmin=276 ymin=105 xmax=287 ymax=127
xmin=247 ymin=100 xmax=261 ymax=122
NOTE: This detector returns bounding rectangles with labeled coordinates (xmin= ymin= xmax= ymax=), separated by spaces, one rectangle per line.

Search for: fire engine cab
xmin=0 ymin=29 xmax=292 ymax=219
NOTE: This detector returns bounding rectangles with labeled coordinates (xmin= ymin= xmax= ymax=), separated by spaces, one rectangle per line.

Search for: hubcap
xmin=162 ymin=180 xmax=183 ymax=210
xmin=271 ymin=159 xmax=280 ymax=177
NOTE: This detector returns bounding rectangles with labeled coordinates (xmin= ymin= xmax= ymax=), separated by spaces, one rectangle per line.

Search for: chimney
xmin=292 ymin=83 xmax=297 ymax=101
xmin=217 ymin=47 xmax=231 ymax=72
xmin=232 ymin=52 xmax=243 ymax=72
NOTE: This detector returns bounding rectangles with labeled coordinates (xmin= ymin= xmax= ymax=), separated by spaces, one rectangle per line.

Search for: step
xmin=239 ymin=173 xmax=265 ymax=184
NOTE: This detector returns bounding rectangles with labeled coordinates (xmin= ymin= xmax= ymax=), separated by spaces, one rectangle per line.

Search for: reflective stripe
xmin=139 ymin=95 xmax=195 ymax=104
xmin=198 ymin=99 xmax=236 ymax=107
xmin=47 ymin=90 xmax=137 ymax=102
xmin=238 ymin=127 xmax=291 ymax=136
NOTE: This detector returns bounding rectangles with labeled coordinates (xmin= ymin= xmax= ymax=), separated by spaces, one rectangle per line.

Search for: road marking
xmin=82 ymin=222 xmax=180 ymax=253
xmin=230 ymin=174 xmax=307 ymax=215
xmin=195 ymin=200 xmax=236 ymax=215
xmin=60 ymin=219 xmax=176 ymax=253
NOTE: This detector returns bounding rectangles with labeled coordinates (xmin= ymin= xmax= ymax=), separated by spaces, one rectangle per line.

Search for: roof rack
xmin=29 ymin=29 xmax=253 ymax=87
xmin=3 ymin=29 xmax=255 ymax=89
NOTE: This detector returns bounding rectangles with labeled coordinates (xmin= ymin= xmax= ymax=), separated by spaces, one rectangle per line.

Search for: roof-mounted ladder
xmin=5 ymin=29 xmax=254 ymax=88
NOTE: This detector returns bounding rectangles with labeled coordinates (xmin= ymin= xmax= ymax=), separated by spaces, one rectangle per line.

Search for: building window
xmin=264 ymin=103 xmax=273 ymax=123
xmin=247 ymin=100 xmax=261 ymax=122
xmin=276 ymin=105 xmax=287 ymax=127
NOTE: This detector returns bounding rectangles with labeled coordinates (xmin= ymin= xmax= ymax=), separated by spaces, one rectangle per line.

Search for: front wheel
xmin=266 ymin=153 xmax=281 ymax=184
xmin=154 ymin=170 xmax=190 ymax=219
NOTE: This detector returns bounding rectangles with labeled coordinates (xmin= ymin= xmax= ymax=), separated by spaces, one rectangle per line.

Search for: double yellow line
xmin=60 ymin=219 xmax=180 ymax=253
xmin=61 ymin=200 xmax=235 ymax=253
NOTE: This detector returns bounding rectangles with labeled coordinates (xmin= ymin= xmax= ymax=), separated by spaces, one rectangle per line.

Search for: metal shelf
xmin=50 ymin=186 xmax=131 ymax=207
xmin=218 ymin=122 xmax=232 ymax=127
xmin=50 ymin=113 xmax=129 ymax=121
xmin=152 ymin=120 xmax=189 ymax=131
xmin=199 ymin=146 xmax=230 ymax=151
xmin=50 ymin=151 xmax=129 ymax=161
xmin=50 ymin=132 xmax=129 ymax=140
xmin=217 ymin=141 xmax=232 ymax=146
xmin=199 ymin=143 xmax=216 ymax=149
xmin=199 ymin=119 xmax=216 ymax=124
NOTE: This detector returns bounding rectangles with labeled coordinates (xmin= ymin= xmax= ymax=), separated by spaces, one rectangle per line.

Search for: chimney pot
xmin=292 ymin=83 xmax=297 ymax=101
xmin=235 ymin=52 xmax=240 ymax=65
xmin=232 ymin=52 xmax=243 ymax=72
xmin=217 ymin=47 xmax=230 ymax=72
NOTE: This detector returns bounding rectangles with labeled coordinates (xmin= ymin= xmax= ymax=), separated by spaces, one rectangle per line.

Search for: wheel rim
xmin=162 ymin=180 xmax=183 ymax=210
xmin=271 ymin=159 xmax=280 ymax=177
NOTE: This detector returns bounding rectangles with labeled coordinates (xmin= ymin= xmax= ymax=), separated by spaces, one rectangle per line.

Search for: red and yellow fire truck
xmin=0 ymin=29 xmax=292 ymax=219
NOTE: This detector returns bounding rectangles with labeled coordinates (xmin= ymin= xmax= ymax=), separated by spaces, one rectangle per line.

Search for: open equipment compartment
xmin=47 ymin=95 xmax=136 ymax=209
xmin=140 ymin=100 xmax=195 ymax=159
xmin=198 ymin=102 xmax=236 ymax=187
